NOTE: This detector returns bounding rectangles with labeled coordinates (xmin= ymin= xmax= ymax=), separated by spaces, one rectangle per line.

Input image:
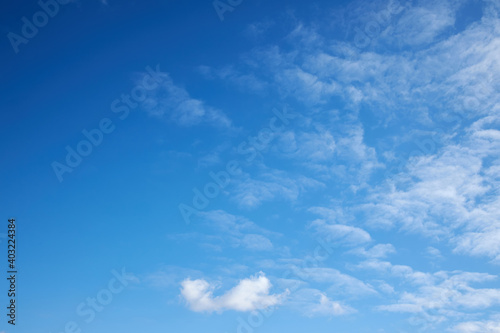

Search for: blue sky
xmin=1 ymin=0 xmax=500 ymax=332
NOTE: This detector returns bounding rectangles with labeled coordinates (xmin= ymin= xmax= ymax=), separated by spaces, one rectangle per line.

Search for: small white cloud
xmin=290 ymin=288 xmax=356 ymax=317
xmin=180 ymin=272 xmax=288 ymax=313
xmin=376 ymin=281 xmax=395 ymax=294
xmin=350 ymin=244 xmax=396 ymax=258
xmin=140 ymin=72 xmax=232 ymax=128
xmin=426 ymin=246 xmax=444 ymax=260
xmin=241 ymin=234 xmax=274 ymax=251
xmin=309 ymin=293 xmax=356 ymax=316
xmin=311 ymin=219 xmax=371 ymax=246
xmin=231 ymin=172 xmax=323 ymax=209
xmin=293 ymin=267 xmax=377 ymax=296
xmin=195 ymin=210 xmax=278 ymax=252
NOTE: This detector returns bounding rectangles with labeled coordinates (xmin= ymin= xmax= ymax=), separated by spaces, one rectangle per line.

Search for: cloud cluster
xmin=171 ymin=0 xmax=500 ymax=330
xmin=364 ymin=115 xmax=500 ymax=261
xmin=180 ymin=272 xmax=288 ymax=312
xmin=358 ymin=259 xmax=500 ymax=327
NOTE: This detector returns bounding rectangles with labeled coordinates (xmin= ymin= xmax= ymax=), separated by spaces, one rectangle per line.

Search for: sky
xmin=0 ymin=0 xmax=500 ymax=332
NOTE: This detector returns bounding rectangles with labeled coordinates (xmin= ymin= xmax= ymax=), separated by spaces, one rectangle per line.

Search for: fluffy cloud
xmin=180 ymin=272 xmax=288 ymax=312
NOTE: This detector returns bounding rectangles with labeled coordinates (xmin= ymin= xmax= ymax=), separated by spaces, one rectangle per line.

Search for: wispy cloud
xmin=291 ymin=289 xmax=356 ymax=317
xmin=362 ymin=114 xmax=500 ymax=261
xmin=289 ymin=266 xmax=377 ymax=297
xmin=230 ymin=170 xmax=324 ymax=209
xmin=357 ymin=259 xmax=500 ymax=327
xmin=349 ymin=243 xmax=396 ymax=259
xmin=196 ymin=210 xmax=279 ymax=251
xmin=453 ymin=315 xmax=500 ymax=333
xmin=140 ymin=72 xmax=233 ymax=128
xmin=310 ymin=219 xmax=372 ymax=246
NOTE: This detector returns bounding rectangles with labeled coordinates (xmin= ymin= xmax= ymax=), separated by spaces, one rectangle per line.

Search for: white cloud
xmin=426 ymin=246 xmax=444 ymax=260
xmin=308 ymin=293 xmax=356 ymax=316
xmin=198 ymin=210 xmax=265 ymax=236
xmin=241 ymin=234 xmax=274 ymax=251
xmin=277 ymin=67 xmax=341 ymax=105
xmin=363 ymin=115 xmax=500 ymax=260
xmin=356 ymin=259 xmax=435 ymax=286
xmin=198 ymin=65 xmax=269 ymax=94
xmin=180 ymin=272 xmax=288 ymax=312
xmin=225 ymin=0 xmax=499 ymax=127
xmin=311 ymin=219 xmax=372 ymax=246
xmin=361 ymin=260 xmax=500 ymax=325
xmin=453 ymin=318 xmax=500 ymax=333
xmin=288 ymin=288 xmax=356 ymax=317
xmin=292 ymin=267 xmax=377 ymax=297
xmin=277 ymin=121 xmax=382 ymax=183
xmin=308 ymin=206 xmax=348 ymax=222
xmin=288 ymin=130 xmax=337 ymax=162
xmin=168 ymin=2 xmax=500 ymax=329
xmin=231 ymin=171 xmax=324 ymax=209
xmin=197 ymin=210 xmax=278 ymax=251
xmin=388 ymin=2 xmax=457 ymax=46
xmin=140 ymin=72 xmax=232 ymax=128
xmin=350 ymin=244 xmax=396 ymax=258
